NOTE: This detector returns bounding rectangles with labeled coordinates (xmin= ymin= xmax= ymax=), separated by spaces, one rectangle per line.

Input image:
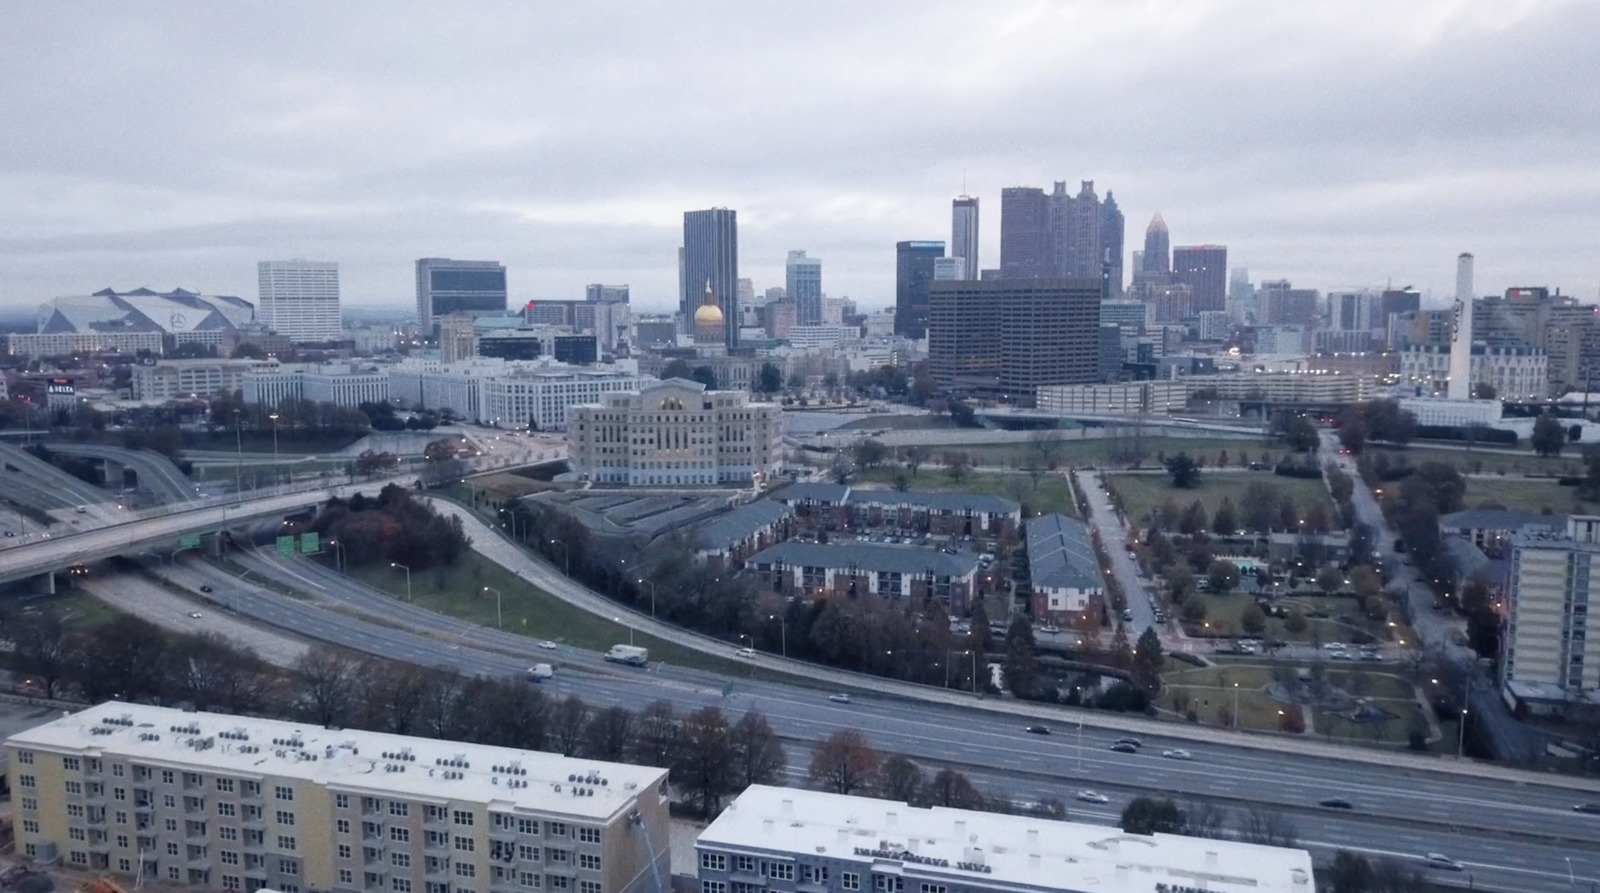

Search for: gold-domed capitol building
xmin=693 ymin=280 xmax=726 ymax=347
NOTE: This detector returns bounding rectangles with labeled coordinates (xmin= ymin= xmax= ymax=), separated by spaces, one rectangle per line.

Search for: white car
xmin=735 ymin=647 xmax=758 ymax=658
xmin=1075 ymin=790 xmax=1109 ymax=804
xmin=828 ymin=693 xmax=852 ymax=704
xmin=187 ymin=612 xmax=203 ymax=619
xmin=1162 ymin=749 xmax=1194 ymax=761
xmin=1424 ymin=854 xmax=1464 ymax=872
xmin=537 ymin=640 xmax=558 ymax=650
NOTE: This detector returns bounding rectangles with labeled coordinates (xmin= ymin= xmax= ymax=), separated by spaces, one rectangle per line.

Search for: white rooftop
xmin=7 ymin=701 xmax=665 ymax=822
xmin=698 ymin=786 xmax=1314 ymax=893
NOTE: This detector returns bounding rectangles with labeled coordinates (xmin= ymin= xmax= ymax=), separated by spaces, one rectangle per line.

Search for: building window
xmin=17 ymin=751 xmax=33 ymax=765
xmin=700 ymin=854 xmax=726 ymax=872
xmin=546 ymin=822 xmax=567 ymax=837
xmin=391 ymin=827 xmax=411 ymax=843
xmin=340 ymin=870 xmax=354 ymax=885
xmin=335 ymin=794 xmax=350 ymax=809
xmin=919 ymin=886 xmax=946 ymax=893
xmin=216 ymin=778 xmax=235 ymax=793
xmin=394 ymin=880 xmax=413 ymax=893
xmin=841 ymin=875 xmax=859 ymax=891
xmin=390 ymin=802 xmax=410 ymax=817
xmin=518 ymin=818 xmax=539 ymax=835
xmin=547 ymin=849 xmax=568 ymax=864
xmin=338 ymin=819 xmax=351 ymax=834
xmin=765 ymin=864 xmax=794 ymax=882
xmin=21 ymin=820 xmax=39 ymax=835
xmin=454 ymin=837 xmax=476 ymax=853
xmin=219 ymin=803 xmax=236 ymax=818
xmin=63 ymin=756 xmax=81 ymax=771
xmin=873 ymin=876 xmax=902 ymax=892
xmin=454 ymin=864 xmax=476 ymax=879
xmin=222 ymin=852 xmax=240 ymax=866
xmin=453 ymin=811 xmax=475 ymax=826
xmin=703 ymin=883 xmax=728 ymax=893
xmin=392 ymin=853 xmax=412 ymax=869
xmin=519 ymin=872 xmax=541 ymax=888
xmin=162 ymin=771 xmax=175 ymax=785
xmin=18 ymin=775 xmax=35 ymax=789
xmin=519 ymin=845 xmax=540 ymax=863
xmin=339 ymin=845 xmax=353 ymax=860
xmin=220 ymin=827 xmax=238 ymax=841
xmin=274 ymin=786 xmax=294 ymax=801
xmin=279 ymin=859 xmax=299 ymax=876
xmin=277 ymin=836 xmax=297 ymax=851
xmin=579 ymin=884 xmax=601 ymax=893
xmin=577 ymin=828 xmax=601 ymax=845
xmin=578 ymin=855 xmax=601 ymax=872
xmin=276 ymin=811 xmax=296 ymax=826
xmin=735 ymin=857 xmax=756 ymax=874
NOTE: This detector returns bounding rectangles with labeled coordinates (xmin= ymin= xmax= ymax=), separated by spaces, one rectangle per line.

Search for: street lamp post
xmin=232 ymin=409 xmax=243 ymax=493
xmin=485 ymin=587 xmax=502 ymax=628
xmin=637 ymin=579 xmax=657 ymax=616
xmin=769 ymin=613 xmax=787 ymax=658
xmin=391 ymin=562 xmax=411 ymax=601
xmin=1232 ymin=682 xmax=1240 ymax=729
xmin=1458 ymin=705 xmax=1469 ymax=758
xmin=327 ymin=540 xmax=345 ymax=572
xmin=269 ymin=412 xmax=280 ymax=485
xmin=618 ymin=617 xmax=635 ymax=647
xmin=549 ymin=539 xmax=570 ymax=575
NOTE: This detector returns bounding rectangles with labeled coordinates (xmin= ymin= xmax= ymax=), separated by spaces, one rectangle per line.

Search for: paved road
xmin=79 ymin=572 xmax=308 ymax=665
xmin=1074 ymin=468 xmax=1157 ymax=637
xmin=46 ymin=442 xmax=200 ymax=503
xmin=139 ymin=542 xmax=1600 ymax=893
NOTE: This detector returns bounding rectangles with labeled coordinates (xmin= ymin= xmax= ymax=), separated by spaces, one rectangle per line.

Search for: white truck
xmin=604 ymin=644 xmax=649 ymax=667
xmin=526 ymin=663 xmax=554 ymax=682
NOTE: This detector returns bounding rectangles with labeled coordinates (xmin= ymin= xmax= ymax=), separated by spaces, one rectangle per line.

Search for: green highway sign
xmin=300 ymin=532 xmax=320 ymax=553
xmin=178 ymin=534 xmax=202 ymax=550
xmin=276 ymin=535 xmax=295 ymax=556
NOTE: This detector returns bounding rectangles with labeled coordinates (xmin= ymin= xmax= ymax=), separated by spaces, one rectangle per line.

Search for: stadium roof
xmin=37 ymin=288 xmax=255 ymax=336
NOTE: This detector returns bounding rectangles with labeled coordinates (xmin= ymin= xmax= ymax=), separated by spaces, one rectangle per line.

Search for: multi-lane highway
xmin=45 ymin=442 xmax=200 ymax=503
xmin=141 ymin=540 xmax=1600 ymax=892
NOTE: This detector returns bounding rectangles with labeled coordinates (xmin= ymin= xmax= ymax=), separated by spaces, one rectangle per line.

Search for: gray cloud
xmin=1 ymin=0 xmax=1596 ymax=312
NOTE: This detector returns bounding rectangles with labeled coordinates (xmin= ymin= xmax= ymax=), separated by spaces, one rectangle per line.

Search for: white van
xmin=526 ymin=663 xmax=554 ymax=682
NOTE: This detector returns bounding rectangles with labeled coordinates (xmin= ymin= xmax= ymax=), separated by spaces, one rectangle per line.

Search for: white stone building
xmin=1400 ymin=345 xmax=1548 ymax=401
xmin=479 ymin=368 xmax=657 ymax=431
xmin=132 ymin=358 xmax=275 ymax=401
xmin=568 ymin=379 xmax=782 ymax=486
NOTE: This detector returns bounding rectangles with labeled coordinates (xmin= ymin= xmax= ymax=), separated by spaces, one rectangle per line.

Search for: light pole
xmin=327 ymin=539 xmax=345 ymax=572
xmin=1232 ymin=682 xmax=1240 ymax=729
xmin=549 ymin=538 xmax=570 ymax=575
xmin=769 ymin=613 xmax=787 ymax=658
xmin=485 ymin=586 xmax=502 ymax=628
xmin=391 ymin=562 xmax=411 ymax=601
xmin=637 ymin=579 xmax=657 ymax=616
xmin=268 ymin=412 xmax=280 ymax=485
xmin=1457 ymin=705 xmax=1469 ymax=758
xmin=232 ymin=408 xmax=243 ymax=493
xmin=617 ymin=617 xmax=634 ymax=647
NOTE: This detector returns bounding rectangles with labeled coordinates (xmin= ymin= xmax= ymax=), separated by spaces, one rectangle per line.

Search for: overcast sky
xmin=2 ymin=1 xmax=1597 ymax=315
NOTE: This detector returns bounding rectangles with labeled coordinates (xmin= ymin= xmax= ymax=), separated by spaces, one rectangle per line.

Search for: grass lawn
xmin=338 ymin=553 xmax=752 ymax=675
xmin=929 ymin=436 xmax=1278 ymax=472
xmin=1191 ymin=590 xmax=1413 ymax=644
xmin=1105 ymin=472 xmax=1333 ymax=526
xmin=1367 ymin=444 xmax=1586 ymax=477
xmin=1160 ymin=662 xmax=1423 ymax=741
xmin=854 ymin=467 xmax=1079 ymax=518
xmin=49 ymin=590 xmax=124 ymax=631
xmin=1461 ymin=477 xmax=1585 ymax=515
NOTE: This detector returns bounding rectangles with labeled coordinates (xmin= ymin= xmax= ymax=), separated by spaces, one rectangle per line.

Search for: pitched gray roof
xmin=745 ymin=541 xmax=980 ymax=577
xmin=1026 ymin=513 xmax=1102 ymax=592
xmin=846 ymin=488 xmax=1021 ymax=516
xmin=695 ymin=500 xmax=793 ymax=553
xmin=771 ymin=482 xmax=852 ymax=505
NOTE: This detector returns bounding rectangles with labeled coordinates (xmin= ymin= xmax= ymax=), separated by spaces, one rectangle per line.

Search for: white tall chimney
xmin=1446 ymin=252 xmax=1475 ymax=401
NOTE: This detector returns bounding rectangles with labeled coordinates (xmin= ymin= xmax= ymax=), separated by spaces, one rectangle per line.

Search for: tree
xmin=1286 ymin=415 xmax=1320 ymax=452
xmin=630 ymin=700 xmax=680 ymax=768
xmin=1132 ymin=627 xmax=1164 ymax=694
xmin=292 ymin=645 xmax=359 ymax=727
xmin=10 ymin=609 xmax=70 ymax=698
xmin=550 ymin=696 xmax=589 ymax=756
xmin=1178 ymin=500 xmax=1209 ymax=535
xmin=757 ymin=362 xmax=784 ymax=394
xmin=1284 ymin=608 xmax=1308 ymax=634
xmin=1532 ymin=412 xmax=1565 ymax=457
xmin=942 ymin=451 xmax=971 ymax=481
xmin=1207 ymin=560 xmax=1240 ymax=595
xmin=1165 ymin=452 xmax=1201 ymax=488
xmin=1237 ymin=807 xmax=1299 ymax=847
xmin=1328 ymin=850 xmax=1375 ymax=893
xmin=582 ymin=706 xmax=635 ymax=761
xmin=730 ymin=711 xmax=787 ymax=788
xmin=1211 ymin=498 xmax=1239 ymax=535
xmin=1120 ymin=797 xmax=1185 ymax=835
xmin=902 ymin=445 xmax=929 ymax=477
xmin=1316 ymin=567 xmax=1345 ymax=595
xmin=691 ymin=365 xmax=719 ymax=390
xmin=1003 ymin=616 xmax=1039 ymax=698
xmin=674 ymin=706 xmax=736 ymax=816
xmin=808 ymin=729 xmax=880 ymax=795
xmin=1337 ymin=409 xmax=1367 ymax=454
xmin=853 ymin=438 xmax=889 ymax=469
xmin=877 ymin=754 xmax=925 ymax=804
xmin=662 ymin=359 xmax=693 ymax=381
xmin=928 ymin=767 xmax=985 ymax=809
xmin=1241 ymin=602 xmax=1267 ymax=636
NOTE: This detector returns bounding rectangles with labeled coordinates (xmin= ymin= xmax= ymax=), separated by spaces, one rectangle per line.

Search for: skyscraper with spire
xmin=951 ymin=196 xmax=980 ymax=281
xmin=1142 ymin=214 xmax=1170 ymax=274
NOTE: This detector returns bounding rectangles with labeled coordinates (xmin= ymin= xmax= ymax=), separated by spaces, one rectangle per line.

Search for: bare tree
xmin=927 ymin=767 xmax=984 ymax=809
xmin=9 ymin=609 xmax=71 ymax=699
xmin=631 ymin=699 xmax=680 ymax=768
xmin=730 ymin=711 xmax=787 ymax=788
xmin=292 ymin=644 xmax=359 ymax=726
xmin=1370 ymin=856 xmax=1428 ymax=893
xmin=355 ymin=659 xmax=433 ymax=735
xmin=674 ymin=706 xmax=737 ymax=816
xmin=1237 ymin=807 xmax=1299 ymax=848
xmin=877 ymin=754 xmax=924 ymax=804
xmin=582 ymin=706 xmax=635 ymax=761
xmin=1180 ymin=797 xmax=1230 ymax=839
xmin=808 ymin=728 xmax=880 ymax=795
xmin=418 ymin=668 xmax=467 ymax=740
xmin=550 ymin=696 xmax=589 ymax=756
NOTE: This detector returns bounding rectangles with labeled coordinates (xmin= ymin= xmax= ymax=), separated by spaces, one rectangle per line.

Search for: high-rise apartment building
xmin=951 ymin=195 xmax=980 ymax=281
xmin=1503 ymin=516 xmax=1600 ymax=702
xmin=999 ymin=187 xmax=1051 ymax=279
xmin=584 ymin=284 xmax=629 ymax=304
xmin=1171 ymin=245 xmax=1227 ymax=313
xmin=894 ymin=240 xmax=944 ymax=339
xmin=1100 ymin=191 xmax=1125 ymax=298
xmin=415 ymin=259 xmax=508 ymax=334
xmin=927 ymin=278 xmax=1101 ymax=404
xmin=1142 ymin=214 xmax=1170 ymax=274
xmin=5 ymin=702 xmax=670 ymax=893
xmin=257 ymin=261 xmax=341 ymax=343
xmin=786 ymin=251 xmax=823 ymax=325
xmin=682 ymin=209 xmax=740 ymax=346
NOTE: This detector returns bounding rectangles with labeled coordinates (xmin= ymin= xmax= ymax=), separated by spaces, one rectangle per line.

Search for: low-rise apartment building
xmin=6 ymin=702 xmax=669 ymax=893
xmin=1025 ymin=514 xmax=1103 ymax=624
xmin=744 ymin=541 xmax=982 ymax=609
xmin=770 ymin=485 xmax=1020 ymax=538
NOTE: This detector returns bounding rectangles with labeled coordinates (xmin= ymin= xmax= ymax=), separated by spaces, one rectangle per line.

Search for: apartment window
xmin=452 ymin=811 xmax=475 ymax=826
xmin=245 ymin=830 xmax=263 ymax=845
xmin=166 ymin=819 xmax=179 ymax=833
xmin=578 ymin=855 xmax=601 ymax=872
xmin=390 ymin=802 xmax=410 ymax=817
xmin=244 ymin=805 xmax=263 ymax=821
xmin=162 ymin=771 xmax=175 ymax=785
xmin=393 ymin=880 xmax=412 ymax=893
xmin=765 ymin=864 xmax=794 ymax=882
xmin=17 ymin=751 xmax=33 ymax=765
xmin=703 ymin=883 xmax=728 ymax=893
xmin=700 ymin=854 xmax=727 ymax=872
xmin=364 ymin=798 xmax=382 ymax=813
xmin=519 ymin=872 xmax=541 ymax=888
xmin=66 ymin=781 xmax=86 ymax=795
xmin=20 ymin=797 xmax=37 ymax=812
xmin=219 ymin=803 xmax=236 ymax=818
xmin=546 ymin=822 xmax=567 ymax=837
xmin=167 ymin=843 xmax=180 ymax=856
xmin=116 ymin=811 xmax=128 ymax=825
xmin=69 ymin=828 xmax=86 ymax=841
xmin=21 ymin=820 xmax=39 ymax=835
xmin=216 ymin=778 xmax=235 ymax=793
xmin=428 ymin=806 xmax=448 ymax=822
xmin=220 ymin=827 xmax=238 ymax=841
xmin=802 ymin=867 xmax=829 ymax=884
xmin=519 ymin=845 xmax=540 ymax=863
xmin=63 ymin=757 xmax=82 ymax=771
xmin=518 ymin=818 xmax=539 ymax=835
xmin=547 ymin=849 xmax=569 ymax=864
xmin=339 ymin=845 xmax=353 ymax=860
xmin=392 ymin=853 xmax=412 ymax=869
xmin=919 ymin=886 xmax=946 ymax=893
xmin=338 ymin=819 xmax=351 ymax=834
xmin=277 ymin=836 xmax=297 ymax=851
xmin=120 ymin=861 xmax=133 ymax=874
xmin=167 ymin=868 xmax=181 ymax=881
xmin=335 ymin=794 xmax=351 ymax=809
xmin=340 ymin=870 xmax=354 ymax=886
xmin=841 ymin=874 xmax=859 ymax=891
xmin=67 ymin=804 xmax=85 ymax=819
xmin=279 ymin=859 xmax=299 ymax=876
xmin=577 ymin=828 xmax=601 ymax=845
xmin=276 ymin=811 xmax=296 ymax=826
xmin=274 ymin=786 xmax=294 ymax=801
xmin=735 ymin=857 xmax=756 ymax=874
xmin=454 ymin=837 xmax=476 ymax=853
xmin=580 ymin=883 xmax=601 ymax=893
xmin=117 ymin=835 xmax=129 ymax=849
xmin=873 ymin=876 xmax=902 ymax=892
xmin=162 ymin=794 xmax=176 ymax=809
xmin=113 ymin=764 xmax=124 ymax=777
xmin=222 ymin=852 xmax=240 ymax=866
xmin=548 ymin=877 xmax=569 ymax=891
xmin=392 ymin=827 xmax=411 ymax=843
xmin=454 ymin=864 xmax=476 ymax=879
xmin=134 ymin=767 xmax=151 ymax=782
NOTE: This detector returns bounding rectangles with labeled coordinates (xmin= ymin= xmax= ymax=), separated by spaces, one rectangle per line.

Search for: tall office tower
xmin=1049 ymin=180 xmax=1102 ymax=279
xmin=682 ymin=208 xmax=740 ymax=346
xmin=257 ymin=260 xmax=341 ymax=343
xmin=1100 ymin=191 xmax=1125 ymax=298
xmin=764 ymin=286 xmax=786 ymax=302
xmin=437 ymin=312 xmax=479 ymax=362
xmin=1330 ymin=290 xmax=1384 ymax=331
xmin=786 ymin=250 xmax=824 ymax=324
xmin=1131 ymin=249 xmax=1144 ymax=274
xmin=1171 ymin=245 xmax=1227 ymax=312
xmin=951 ymin=195 xmax=980 ymax=281
xmin=927 ymin=278 xmax=1102 ymax=404
xmin=1142 ymin=214 xmax=1170 ymax=273
xmin=999 ymin=187 xmax=1051 ymax=278
xmin=933 ymin=257 xmax=967 ymax=280
xmin=894 ymin=240 xmax=945 ymax=338
xmin=1228 ymin=267 xmax=1254 ymax=321
xmin=1447 ymin=252 xmax=1476 ymax=399
xmin=584 ymin=284 xmax=629 ymax=303
xmin=414 ymin=258 xmax=507 ymax=334
xmin=1259 ymin=280 xmax=1319 ymax=326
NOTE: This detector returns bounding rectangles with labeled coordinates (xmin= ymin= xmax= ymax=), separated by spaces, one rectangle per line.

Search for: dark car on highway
xmin=1110 ymin=742 xmax=1137 ymax=753
xmin=1318 ymin=798 xmax=1353 ymax=809
xmin=1024 ymin=725 xmax=1050 ymax=735
xmin=1575 ymin=803 xmax=1600 ymax=815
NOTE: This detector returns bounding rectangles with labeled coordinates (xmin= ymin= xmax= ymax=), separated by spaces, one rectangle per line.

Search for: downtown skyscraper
xmin=1172 ymin=244 xmax=1228 ymax=312
xmin=415 ymin=258 xmax=507 ymax=333
xmin=1142 ymin=214 xmax=1170 ymax=274
xmin=951 ymin=195 xmax=980 ymax=280
xmin=258 ymin=260 xmax=341 ymax=343
xmin=999 ymin=187 xmax=1051 ymax=279
xmin=999 ymin=179 xmax=1122 ymax=293
xmin=786 ymin=250 xmax=823 ymax=324
xmin=682 ymin=208 xmax=740 ymax=346
xmin=894 ymin=240 xmax=944 ymax=339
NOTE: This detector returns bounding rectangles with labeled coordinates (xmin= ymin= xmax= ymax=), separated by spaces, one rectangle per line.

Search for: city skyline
xmin=2 ymin=2 xmax=1597 ymax=312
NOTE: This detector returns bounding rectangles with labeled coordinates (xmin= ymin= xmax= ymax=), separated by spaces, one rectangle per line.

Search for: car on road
xmin=735 ymin=647 xmax=758 ymax=658
xmin=1424 ymin=854 xmax=1464 ymax=871
xmin=199 ymin=585 xmax=213 ymax=593
xmin=1161 ymin=749 xmax=1193 ymax=761
xmin=1121 ymin=609 xmax=1133 ymax=622
xmin=1023 ymin=725 xmax=1051 ymax=735
xmin=1574 ymin=802 xmax=1600 ymax=815
xmin=75 ymin=505 xmax=88 ymax=514
xmin=1109 ymin=742 xmax=1138 ymax=753
xmin=537 ymin=640 xmax=558 ymax=650
xmin=186 ymin=612 xmax=203 ymax=619
xmin=1317 ymin=798 xmax=1353 ymax=809
xmin=1115 ymin=737 xmax=1142 ymax=748
xmin=828 ymin=693 xmax=852 ymax=704
xmin=1075 ymin=790 xmax=1109 ymax=804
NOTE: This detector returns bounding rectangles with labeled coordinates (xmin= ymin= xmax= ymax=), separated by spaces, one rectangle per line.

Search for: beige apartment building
xmin=6 ymin=703 xmax=669 ymax=893
xmin=568 ymin=379 xmax=782 ymax=487
xmin=1503 ymin=517 xmax=1600 ymax=709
